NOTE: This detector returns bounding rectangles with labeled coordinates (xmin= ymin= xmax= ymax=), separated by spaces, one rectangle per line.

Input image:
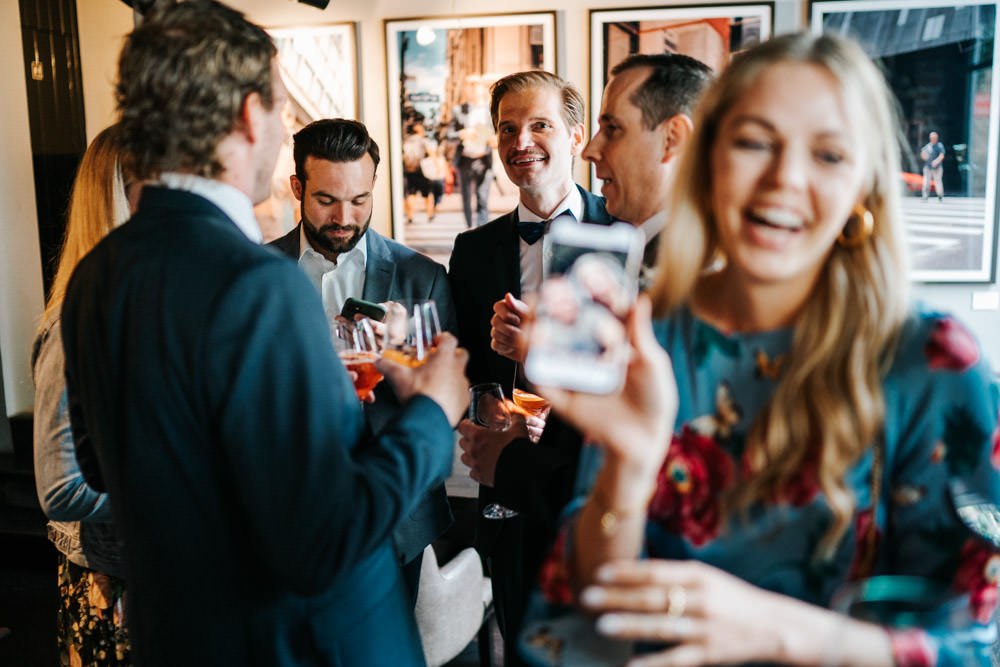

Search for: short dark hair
xmin=116 ymin=0 xmax=276 ymax=179
xmin=489 ymin=70 xmax=585 ymax=132
xmin=611 ymin=53 xmax=714 ymax=130
xmin=293 ymin=119 xmax=381 ymax=182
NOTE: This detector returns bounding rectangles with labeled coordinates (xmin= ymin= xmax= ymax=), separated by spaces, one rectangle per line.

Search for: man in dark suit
xmin=452 ymin=57 xmax=714 ymax=665
xmin=269 ymin=118 xmax=455 ymax=603
xmin=582 ymin=53 xmax=714 ymax=288
xmin=448 ymin=70 xmax=612 ymax=667
xmin=60 ymin=4 xmax=468 ymax=666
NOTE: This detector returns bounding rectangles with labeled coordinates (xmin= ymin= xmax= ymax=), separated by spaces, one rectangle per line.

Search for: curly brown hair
xmin=115 ymin=0 xmax=276 ymax=180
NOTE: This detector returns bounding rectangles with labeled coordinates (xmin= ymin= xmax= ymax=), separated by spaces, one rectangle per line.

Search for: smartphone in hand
xmin=524 ymin=219 xmax=644 ymax=394
xmin=340 ymin=297 xmax=387 ymax=322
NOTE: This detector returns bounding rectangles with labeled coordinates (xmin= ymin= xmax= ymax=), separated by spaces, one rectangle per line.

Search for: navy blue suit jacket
xmin=62 ymin=187 xmax=453 ymax=666
xmin=269 ymin=224 xmax=456 ymax=564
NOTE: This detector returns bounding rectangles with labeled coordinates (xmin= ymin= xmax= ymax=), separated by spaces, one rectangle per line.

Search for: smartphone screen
xmin=524 ymin=219 xmax=643 ymax=394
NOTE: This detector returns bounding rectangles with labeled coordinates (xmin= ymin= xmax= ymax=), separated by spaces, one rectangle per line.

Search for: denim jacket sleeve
xmin=31 ymin=318 xmax=112 ymax=522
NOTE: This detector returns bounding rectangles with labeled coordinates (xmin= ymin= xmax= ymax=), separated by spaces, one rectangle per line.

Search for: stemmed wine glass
xmin=331 ymin=318 xmax=383 ymax=401
xmin=382 ymin=299 xmax=441 ymax=367
xmin=470 ymin=382 xmax=519 ymax=520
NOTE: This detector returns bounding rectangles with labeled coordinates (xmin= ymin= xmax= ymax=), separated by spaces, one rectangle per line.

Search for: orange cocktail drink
xmin=339 ymin=351 xmax=383 ymax=400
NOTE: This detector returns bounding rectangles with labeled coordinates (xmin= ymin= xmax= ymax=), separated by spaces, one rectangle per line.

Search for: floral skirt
xmin=56 ymin=554 xmax=130 ymax=667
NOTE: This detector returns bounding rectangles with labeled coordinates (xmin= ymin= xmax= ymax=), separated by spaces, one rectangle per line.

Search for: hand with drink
xmin=512 ymin=388 xmax=550 ymax=443
xmin=330 ymin=319 xmax=383 ymax=402
xmin=382 ymin=299 xmax=441 ymax=367
xmin=375 ymin=300 xmax=470 ymax=427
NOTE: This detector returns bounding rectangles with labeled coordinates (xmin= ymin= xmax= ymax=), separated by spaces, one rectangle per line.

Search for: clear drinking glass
xmin=382 ymin=299 xmax=441 ymax=367
xmin=331 ymin=318 xmax=383 ymax=401
xmin=470 ymin=382 xmax=519 ymax=520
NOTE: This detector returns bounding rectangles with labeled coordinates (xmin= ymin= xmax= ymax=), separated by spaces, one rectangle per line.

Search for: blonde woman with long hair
xmin=529 ymin=33 xmax=999 ymax=666
xmin=33 ymin=124 xmax=137 ymax=666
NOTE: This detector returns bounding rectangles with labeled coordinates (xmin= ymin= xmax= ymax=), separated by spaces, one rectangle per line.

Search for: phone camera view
xmin=525 ymin=219 xmax=643 ymax=394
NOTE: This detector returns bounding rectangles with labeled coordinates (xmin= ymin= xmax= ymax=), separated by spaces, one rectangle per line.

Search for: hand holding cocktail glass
xmin=467 ymin=382 xmax=520 ymax=519
xmin=330 ymin=318 xmax=383 ymax=402
xmin=382 ymin=299 xmax=442 ymax=367
xmin=371 ymin=299 xmax=470 ymax=426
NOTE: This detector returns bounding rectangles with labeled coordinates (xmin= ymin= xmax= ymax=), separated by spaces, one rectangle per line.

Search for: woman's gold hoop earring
xmin=837 ymin=204 xmax=874 ymax=248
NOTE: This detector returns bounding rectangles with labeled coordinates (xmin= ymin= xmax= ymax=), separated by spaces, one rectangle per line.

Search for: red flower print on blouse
xmin=925 ymin=317 xmax=979 ymax=371
xmin=953 ymin=538 xmax=1000 ymax=624
xmin=538 ymin=529 xmax=573 ymax=606
xmin=648 ymin=425 xmax=734 ymax=546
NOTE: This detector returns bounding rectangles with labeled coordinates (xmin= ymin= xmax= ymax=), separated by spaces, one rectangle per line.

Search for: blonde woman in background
xmin=531 ymin=33 xmax=999 ymax=666
xmin=33 ymin=124 xmax=137 ymax=667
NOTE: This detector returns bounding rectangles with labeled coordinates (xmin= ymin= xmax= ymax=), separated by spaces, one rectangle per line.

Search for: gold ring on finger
xmin=665 ymin=584 xmax=687 ymax=618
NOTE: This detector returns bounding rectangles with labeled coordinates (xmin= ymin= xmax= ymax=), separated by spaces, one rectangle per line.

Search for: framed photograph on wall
xmin=589 ymin=4 xmax=773 ymax=188
xmin=256 ymin=22 xmax=360 ymax=244
xmin=811 ymin=0 xmax=1000 ymax=282
xmin=385 ymin=13 xmax=556 ymax=255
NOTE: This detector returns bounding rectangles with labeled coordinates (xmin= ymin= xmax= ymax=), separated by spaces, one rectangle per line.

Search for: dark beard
xmin=301 ymin=208 xmax=371 ymax=257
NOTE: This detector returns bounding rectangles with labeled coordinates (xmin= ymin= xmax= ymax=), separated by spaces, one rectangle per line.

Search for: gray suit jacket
xmin=269 ymin=224 xmax=456 ymax=564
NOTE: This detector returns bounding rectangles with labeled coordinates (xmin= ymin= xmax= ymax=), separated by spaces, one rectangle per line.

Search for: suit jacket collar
xmin=362 ymin=229 xmax=395 ymax=303
xmin=270 ymin=225 xmax=300 ymax=257
xmin=578 ymin=184 xmax=614 ymax=225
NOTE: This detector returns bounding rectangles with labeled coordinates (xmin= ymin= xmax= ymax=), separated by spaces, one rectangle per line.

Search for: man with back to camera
xmin=447 ymin=69 xmax=613 ymax=667
xmin=453 ymin=54 xmax=713 ymax=664
xmin=59 ymin=3 xmax=468 ymax=665
xmin=269 ymin=118 xmax=456 ymax=602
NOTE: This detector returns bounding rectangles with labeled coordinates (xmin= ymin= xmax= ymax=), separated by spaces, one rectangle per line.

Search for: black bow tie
xmin=517 ymin=220 xmax=546 ymax=245
xmin=517 ymin=210 xmax=571 ymax=245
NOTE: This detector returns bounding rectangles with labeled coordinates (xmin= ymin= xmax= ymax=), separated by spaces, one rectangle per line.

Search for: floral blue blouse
xmin=532 ymin=305 xmax=1000 ymax=667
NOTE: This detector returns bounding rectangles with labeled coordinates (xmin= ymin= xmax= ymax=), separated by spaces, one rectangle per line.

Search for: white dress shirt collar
xmin=156 ymin=173 xmax=262 ymax=244
xmin=637 ymin=208 xmax=668 ymax=245
xmin=516 ymin=185 xmax=583 ymax=224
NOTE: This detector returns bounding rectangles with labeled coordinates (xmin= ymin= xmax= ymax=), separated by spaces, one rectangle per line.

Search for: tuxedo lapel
xmin=496 ymin=210 xmax=522 ymax=298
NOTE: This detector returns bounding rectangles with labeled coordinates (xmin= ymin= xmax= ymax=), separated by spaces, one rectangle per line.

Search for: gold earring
xmin=838 ymin=204 xmax=874 ymax=248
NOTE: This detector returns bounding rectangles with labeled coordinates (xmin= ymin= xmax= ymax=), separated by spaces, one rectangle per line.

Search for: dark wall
xmin=19 ymin=0 xmax=87 ymax=298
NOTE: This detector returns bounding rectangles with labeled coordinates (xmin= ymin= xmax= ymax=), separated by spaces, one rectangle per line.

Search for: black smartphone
xmin=340 ymin=297 xmax=387 ymax=322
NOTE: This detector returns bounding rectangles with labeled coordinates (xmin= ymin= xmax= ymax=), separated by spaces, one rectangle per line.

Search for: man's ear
xmin=290 ymin=174 xmax=303 ymax=201
xmin=240 ymin=91 xmax=266 ymax=142
xmin=661 ymin=113 xmax=694 ymax=164
xmin=569 ymin=122 xmax=586 ymax=156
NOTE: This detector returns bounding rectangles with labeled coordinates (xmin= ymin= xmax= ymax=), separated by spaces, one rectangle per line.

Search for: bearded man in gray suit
xmin=269 ymin=118 xmax=456 ymax=604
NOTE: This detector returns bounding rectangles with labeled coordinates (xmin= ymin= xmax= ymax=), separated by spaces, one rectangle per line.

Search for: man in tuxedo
xmin=454 ymin=56 xmax=713 ymax=665
xmin=269 ymin=118 xmax=455 ymax=603
xmin=60 ymin=3 xmax=468 ymax=666
xmin=448 ymin=69 xmax=612 ymax=667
